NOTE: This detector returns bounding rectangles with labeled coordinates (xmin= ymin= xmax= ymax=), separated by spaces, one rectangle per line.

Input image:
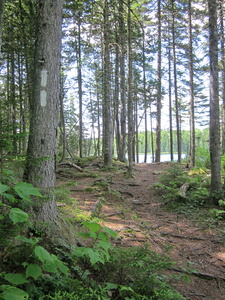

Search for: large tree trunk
xmin=208 ymin=0 xmax=221 ymax=205
xmin=188 ymin=0 xmax=195 ymax=167
xmin=24 ymin=0 xmax=63 ymax=221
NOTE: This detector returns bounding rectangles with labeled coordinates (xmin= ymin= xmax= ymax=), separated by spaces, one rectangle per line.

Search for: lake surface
xmin=137 ymin=153 xmax=187 ymax=163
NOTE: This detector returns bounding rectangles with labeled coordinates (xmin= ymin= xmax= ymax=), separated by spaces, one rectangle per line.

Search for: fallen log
xmin=57 ymin=161 xmax=83 ymax=172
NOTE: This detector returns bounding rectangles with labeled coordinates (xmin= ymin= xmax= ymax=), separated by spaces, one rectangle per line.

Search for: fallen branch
xmin=58 ymin=161 xmax=83 ymax=172
xmin=119 ymin=190 xmax=134 ymax=197
xmin=159 ymin=232 xmax=208 ymax=241
xmin=90 ymin=199 xmax=103 ymax=217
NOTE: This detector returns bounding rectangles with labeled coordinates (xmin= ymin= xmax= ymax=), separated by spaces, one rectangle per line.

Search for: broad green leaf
xmin=2 ymin=286 xmax=29 ymax=300
xmin=14 ymin=182 xmax=42 ymax=201
xmin=57 ymin=261 xmax=69 ymax=275
xmin=73 ymin=247 xmax=86 ymax=257
xmin=26 ymin=264 xmax=42 ymax=280
xmin=105 ymin=283 xmax=118 ymax=290
xmin=16 ymin=236 xmax=39 ymax=245
xmin=51 ymin=255 xmax=69 ymax=275
xmin=2 ymin=193 xmax=16 ymax=203
xmin=73 ymin=247 xmax=103 ymax=265
xmin=98 ymin=232 xmax=108 ymax=242
xmin=9 ymin=208 xmax=28 ymax=224
xmin=4 ymin=273 xmax=28 ymax=285
xmin=83 ymin=221 xmax=101 ymax=233
xmin=85 ymin=248 xmax=103 ymax=265
xmin=34 ymin=246 xmax=52 ymax=263
xmin=103 ymin=226 xmax=118 ymax=238
xmin=78 ymin=232 xmax=91 ymax=239
xmin=97 ymin=241 xmax=111 ymax=251
xmin=42 ymin=261 xmax=57 ymax=273
xmin=0 ymin=183 xmax=9 ymax=195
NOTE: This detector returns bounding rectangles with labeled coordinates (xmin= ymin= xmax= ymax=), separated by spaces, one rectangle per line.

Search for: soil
xmin=57 ymin=161 xmax=225 ymax=300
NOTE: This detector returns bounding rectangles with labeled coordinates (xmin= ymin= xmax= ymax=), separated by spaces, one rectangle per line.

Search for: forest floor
xmin=56 ymin=160 xmax=225 ymax=300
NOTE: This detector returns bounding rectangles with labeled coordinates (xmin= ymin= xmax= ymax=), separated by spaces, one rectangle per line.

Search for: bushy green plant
xmin=73 ymin=221 xmax=118 ymax=265
xmin=100 ymin=246 xmax=185 ymax=300
xmin=154 ymin=164 xmax=211 ymax=216
xmin=159 ymin=164 xmax=188 ymax=188
xmin=0 ymin=173 xmax=69 ymax=300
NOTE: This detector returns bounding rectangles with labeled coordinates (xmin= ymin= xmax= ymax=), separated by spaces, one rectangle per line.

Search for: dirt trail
xmin=58 ymin=162 xmax=225 ymax=300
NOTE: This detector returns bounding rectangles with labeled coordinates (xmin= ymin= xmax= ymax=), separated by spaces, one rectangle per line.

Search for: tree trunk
xmin=219 ymin=0 xmax=225 ymax=155
xmin=168 ymin=30 xmax=174 ymax=162
xmin=142 ymin=33 xmax=148 ymax=163
xmin=24 ymin=0 xmax=63 ymax=221
xmin=102 ymin=0 xmax=112 ymax=166
xmin=77 ymin=17 xmax=83 ymax=158
xmin=10 ymin=50 xmax=17 ymax=154
xmin=208 ymin=0 xmax=221 ymax=204
xmin=155 ymin=0 xmax=162 ymax=162
xmin=118 ymin=0 xmax=126 ymax=162
xmin=127 ymin=0 xmax=134 ymax=173
xmin=172 ymin=0 xmax=181 ymax=162
xmin=59 ymin=74 xmax=66 ymax=163
xmin=0 ymin=0 xmax=5 ymax=54
xmin=188 ymin=0 xmax=195 ymax=167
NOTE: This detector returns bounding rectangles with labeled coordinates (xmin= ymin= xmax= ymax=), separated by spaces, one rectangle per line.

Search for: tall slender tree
xmin=0 ymin=0 xmax=5 ymax=54
xmin=171 ymin=0 xmax=181 ymax=162
xmin=208 ymin=0 xmax=221 ymax=204
xmin=188 ymin=0 xmax=195 ymax=167
xmin=155 ymin=0 xmax=162 ymax=162
xmin=127 ymin=0 xmax=134 ymax=173
xmin=102 ymin=0 xmax=112 ymax=166
xmin=219 ymin=0 xmax=225 ymax=155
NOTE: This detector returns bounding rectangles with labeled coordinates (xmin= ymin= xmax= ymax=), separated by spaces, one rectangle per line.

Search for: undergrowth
xmin=0 ymin=168 xmax=185 ymax=300
xmin=153 ymin=162 xmax=225 ymax=224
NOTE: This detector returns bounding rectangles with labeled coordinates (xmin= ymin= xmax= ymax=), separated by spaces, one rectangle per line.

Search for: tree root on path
xmin=168 ymin=267 xmax=225 ymax=281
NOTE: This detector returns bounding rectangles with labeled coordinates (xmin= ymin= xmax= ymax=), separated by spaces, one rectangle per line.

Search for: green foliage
xmin=159 ymin=164 xmax=188 ymax=188
xmin=195 ymin=147 xmax=210 ymax=169
xmin=73 ymin=221 xmax=117 ymax=265
xmin=0 ymin=173 xmax=69 ymax=300
xmin=154 ymin=164 xmax=210 ymax=215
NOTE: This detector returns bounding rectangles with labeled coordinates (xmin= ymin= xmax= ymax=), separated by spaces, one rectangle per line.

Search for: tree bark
xmin=127 ymin=0 xmax=134 ymax=173
xmin=219 ymin=0 xmax=225 ymax=155
xmin=168 ymin=29 xmax=174 ymax=162
xmin=155 ymin=0 xmax=162 ymax=162
xmin=188 ymin=0 xmax=195 ymax=167
xmin=24 ymin=0 xmax=63 ymax=221
xmin=0 ymin=0 xmax=5 ymax=54
xmin=102 ymin=0 xmax=112 ymax=167
xmin=118 ymin=0 xmax=126 ymax=162
xmin=76 ymin=16 xmax=83 ymax=158
xmin=172 ymin=0 xmax=181 ymax=162
xmin=208 ymin=0 xmax=221 ymax=204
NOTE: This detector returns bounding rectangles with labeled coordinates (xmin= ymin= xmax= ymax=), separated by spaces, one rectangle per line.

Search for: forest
xmin=1 ymin=0 xmax=225 ymax=299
